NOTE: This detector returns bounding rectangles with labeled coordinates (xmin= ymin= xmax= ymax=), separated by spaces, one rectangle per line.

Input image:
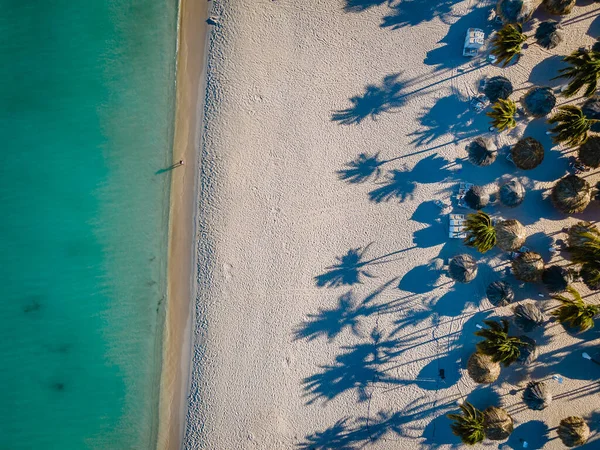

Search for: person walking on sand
xmin=175 ymin=159 xmax=184 ymax=167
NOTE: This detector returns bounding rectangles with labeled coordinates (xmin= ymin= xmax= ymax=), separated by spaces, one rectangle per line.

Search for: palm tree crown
xmin=447 ymin=402 xmax=485 ymax=445
xmin=491 ymin=24 xmax=527 ymax=67
xmin=488 ymin=98 xmax=518 ymax=131
xmin=464 ymin=211 xmax=496 ymax=253
xmin=554 ymin=48 xmax=600 ymax=98
xmin=567 ymin=222 xmax=600 ymax=290
xmin=548 ymin=105 xmax=597 ymax=147
xmin=552 ymin=286 xmax=599 ymax=333
xmin=475 ymin=319 xmax=525 ymax=366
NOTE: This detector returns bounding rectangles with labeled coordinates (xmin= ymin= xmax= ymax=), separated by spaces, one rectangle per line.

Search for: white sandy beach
xmin=183 ymin=0 xmax=600 ymax=448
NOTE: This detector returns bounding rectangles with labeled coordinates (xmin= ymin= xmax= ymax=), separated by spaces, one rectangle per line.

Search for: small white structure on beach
xmin=463 ymin=28 xmax=485 ymax=57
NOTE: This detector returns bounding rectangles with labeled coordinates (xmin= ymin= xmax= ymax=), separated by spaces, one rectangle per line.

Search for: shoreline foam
xmin=156 ymin=0 xmax=208 ymax=448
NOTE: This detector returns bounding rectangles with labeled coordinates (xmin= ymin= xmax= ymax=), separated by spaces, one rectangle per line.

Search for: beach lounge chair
xmin=463 ymin=28 xmax=485 ymax=57
xmin=449 ymin=214 xmax=466 ymax=239
xmin=456 ymin=182 xmax=473 ymax=207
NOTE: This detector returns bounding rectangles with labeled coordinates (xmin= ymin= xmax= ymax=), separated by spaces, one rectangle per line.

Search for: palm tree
xmin=488 ymin=98 xmax=517 ymax=131
xmin=490 ymin=24 xmax=527 ymax=67
xmin=543 ymin=0 xmax=575 ymax=15
xmin=551 ymin=175 xmax=592 ymax=214
xmin=464 ymin=211 xmax=496 ymax=253
xmin=447 ymin=402 xmax=485 ymax=445
xmin=548 ymin=105 xmax=597 ymax=147
xmin=483 ymin=406 xmax=514 ymax=441
xmin=554 ymin=48 xmax=600 ymax=98
xmin=558 ymin=416 xmax=590 ymax=447
xmin=475 ymin=319 xmax=525 ymax=367
xmin=552 ymin=287 xmax=599 ymax=332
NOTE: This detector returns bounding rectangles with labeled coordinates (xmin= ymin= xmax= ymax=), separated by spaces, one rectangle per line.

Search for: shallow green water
xmin=0 ymin=1 xmax=178 ymax=448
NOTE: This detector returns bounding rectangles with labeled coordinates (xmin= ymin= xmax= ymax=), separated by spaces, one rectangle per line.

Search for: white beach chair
xmin=449 ymin=214 xmax=467 ymax=239
xmin=463 ymin=28 xmax=485 ymax=57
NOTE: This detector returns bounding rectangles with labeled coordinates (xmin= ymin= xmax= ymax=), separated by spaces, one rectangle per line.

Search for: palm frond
xmin=464 ymin=211 xmax=496 ymax=253
xmin=553 ymin=49 xmax=600 ymax=98
xmin=475 ymin=319 xmax=524 ymax=366
xmin=552 ymin=286 xmax=599 ymax=332
xmin=491 ymin=24 xmax=527 ymax=67
xmin=448 ymin=402 xmax=485 ymax=446
xmin=548 ymin=105 xmax=597 ymax=147
xmin=487 ymin=98 xmax=517 ymax=131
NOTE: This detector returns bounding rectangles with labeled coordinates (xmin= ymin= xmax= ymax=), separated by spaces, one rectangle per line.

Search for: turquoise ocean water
xmin=0 ymin=1 xmax=178 ymax=448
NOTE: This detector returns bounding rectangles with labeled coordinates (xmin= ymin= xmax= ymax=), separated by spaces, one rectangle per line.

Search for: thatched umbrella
xmin=499 ymin=179 xmax=526 ymax=207
xmin=512 ymin=251 xmax=544 ymax=282
xmin=513 ymin=303 xmax=546 ymax=332
xmin=521 ymin=87 xmax=556 ymax=118
xmin=542 ymin=265 xmax=573 ymax=292
xmin=495 ymin=220 xmax=526 ymax=252
xmin=517 ymin=335 xmax=538 ymax=365
xmin=449 ymin=254 xmax=478 ymax=283
xmin=523 ymin=381 xmax=552 ymax=410
xmin=463 ymin=185 xmax=490 ymax=210
xmin=551 ymin=175 xmax=592 ymax=214
xmin=558 ymin=417 xmax=590 ymax=447
xmin=467 ymin=138 xmax=497 ymax=166
xmin=483 ymin=406 xmax=514 ymax=440
xmin=497 ymin=0 xmax=542 ymax=24
xmin=543 ymin=0 xmax=575 ymax=15
xmin=467 ymin=353 xmax=501 ymax=383
xmin=567 ymin=221 xmax=599 ymax=248
xmin=486 ymin=280 xmax=515 ymax=306
xmin=578 ymin=135 xmax=600 ymax=168
xmin=582 ymin=95 xmax=600 ymax=132
xmin=535 ymin=20 xmax=564 ymax=49
xmin=511 ymin=137 xmax=544 ymax=170
xmin=484 ymin=76 xmax=514 ymax=103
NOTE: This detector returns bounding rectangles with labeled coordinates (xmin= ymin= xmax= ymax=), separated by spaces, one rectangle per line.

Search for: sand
xmin=156 ymin=0 xmax=208 ymax=449
xmin=183 ymin=0 xmax=600 ymax=448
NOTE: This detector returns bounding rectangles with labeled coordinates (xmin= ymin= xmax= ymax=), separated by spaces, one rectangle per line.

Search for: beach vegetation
xmin=548 ymin=105 xmax=598 ymax=147
xmin=487 ymin=98 xmax=517 ymax=131
xmin=554 ymin=48 xmax=600 ymax=98
xmin=490 ymin=24 xmax=527 ymax=67
xmin=447 ymin=402 xmax=485 ymax=445
xmin=567 ymin=222 xmax=600 ymax=290
xmin=475 ymin=319 xmax=525 ymax=367
xmin=464 ymin=212 xmax=495 ymax=253
xmin=552 ymin=287 xmax=599 ymax=333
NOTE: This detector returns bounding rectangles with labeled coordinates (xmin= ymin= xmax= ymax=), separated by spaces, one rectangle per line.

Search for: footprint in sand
xmin=223 ymin=263 xmax=233 ymax=281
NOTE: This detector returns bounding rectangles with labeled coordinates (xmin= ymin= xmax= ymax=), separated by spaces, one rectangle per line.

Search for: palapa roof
xmin=543 ymin=0 xmax=576 ymax=15
xmin=542 ymin=265 xmax=572 ymax=292
xmin=496 ymin=0 xmax=542 ymax=24
xmin=499 ymin=179 xmax=526 ymax=207
xmin=464 ymin=185 xmax=490 ymax=210
xmin=449 ymin=254 xmax=478 ymax=283
xmin=523 ymin=381 xmax=552 ymax=410
xmin=582 ymin=95 xmax=600 ymax=132
xmin=467 ymin=353 xmax=501 ymax=384
xmin=512 ymin=251 xmax=544 ymax=282
xmin=558 ymin=416 xmax=590 ymax=447
xmin=484 ymin=76 xmax=513 ymax=103
xmin=495 ymin=219 xmax=526 ymax=252
xmin=466 ymin=138 xmax=496 ymax=166
xmin=535 ymin=20 xmax=564 ymax=49
xmin=486 ymin=280 xmax=515 ymax=306
xmin=517 ymin=335 xmax=538 ymax=365
xmin=511 ymin=137 xmax=544 ymax=170
xmin=513 ymin=303 xmax=546 ymax=332
xmin=578 ymin=135 xmax=600 ymax=168
xmin=522 ymin=87 xmax=556 ymax=118
xmin=551 ymin=175 xmax=592 ymax=214
xmin=483 ymin=406 xmax=514 ymax=440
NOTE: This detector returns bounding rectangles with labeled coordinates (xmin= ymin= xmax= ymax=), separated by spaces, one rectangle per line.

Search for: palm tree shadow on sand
xmin=331 ymin=73 xmax=407 ymax=125
xmin=381 ymin=0 xmax=456 ymax=30
xmin=314 ymin=244 xmax=409 ymax=288
xmin=294 ymin=279 xmax=400 ymax=341
xmin=343 ymin=0 xmax=389 ymax=13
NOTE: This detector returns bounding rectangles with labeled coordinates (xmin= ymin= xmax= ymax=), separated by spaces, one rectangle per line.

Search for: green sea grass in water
xmin=0 ymin=1 xmax=178 ymax=448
